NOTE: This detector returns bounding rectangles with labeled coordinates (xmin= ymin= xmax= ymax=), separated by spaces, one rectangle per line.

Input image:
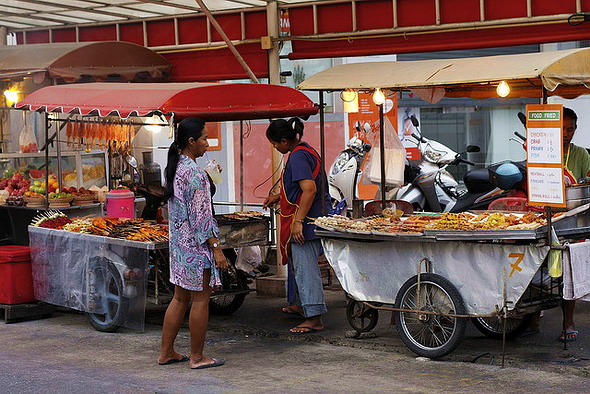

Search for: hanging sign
xmin=526 ymin=104 xmax=566 ymax=208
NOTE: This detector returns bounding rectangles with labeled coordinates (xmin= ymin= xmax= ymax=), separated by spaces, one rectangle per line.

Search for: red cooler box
xmin=0 ymin=245 xmax=35 ymax=304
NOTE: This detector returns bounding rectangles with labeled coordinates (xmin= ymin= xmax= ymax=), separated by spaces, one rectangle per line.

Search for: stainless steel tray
xmin=423 ymin=228 xmax=545 ymax=241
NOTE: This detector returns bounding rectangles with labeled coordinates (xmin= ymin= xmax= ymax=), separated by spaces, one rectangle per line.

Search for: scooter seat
xmin=463 ymin=168 xmax=495 ymax=194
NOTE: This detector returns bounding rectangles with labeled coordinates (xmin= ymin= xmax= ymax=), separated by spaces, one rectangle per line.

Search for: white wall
xmin=548 ymin=96 xmax=590 ymax=149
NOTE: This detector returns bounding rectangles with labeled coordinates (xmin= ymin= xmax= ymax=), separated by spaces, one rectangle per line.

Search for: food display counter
xmin=314 ymin=205 xmax=590 ymax=358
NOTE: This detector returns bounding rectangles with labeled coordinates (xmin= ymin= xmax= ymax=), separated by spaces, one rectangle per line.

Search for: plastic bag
xmin=204 ymin=158 xmax=223 ymax=184
xmin=19 ymin=114 xmax=38 ymax=153
xmin=548 ymin=228 xmax=562 ymax=278
xmin=235 ymin=246 xmax=263 ymax=273
xmin=364 ymin=116 xmax=406 ymax=187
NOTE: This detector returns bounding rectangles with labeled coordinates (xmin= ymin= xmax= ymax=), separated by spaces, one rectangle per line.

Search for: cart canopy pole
xmin=541 ymin=87 xmax=553 ymax=246
xmin=379 ymin=104 xmax=386 ymax=209
xmin=319 ymin=91 xmax=327 ymax=215
xmin=194 ymin=0 xmax=259 ymax=84
xmin=240 ymin=120 xmax=244 ymax=212
xmin=44 ymin=113 xmax=49 ymax=207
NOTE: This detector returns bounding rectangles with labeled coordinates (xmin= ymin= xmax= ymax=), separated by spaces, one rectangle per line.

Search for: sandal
xmin=559 ymin=330 xmax=579 ymax=342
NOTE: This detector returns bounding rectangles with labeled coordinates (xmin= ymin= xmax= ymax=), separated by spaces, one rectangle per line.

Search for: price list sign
xmin=526 ymin=104 xmax=566 ymax=207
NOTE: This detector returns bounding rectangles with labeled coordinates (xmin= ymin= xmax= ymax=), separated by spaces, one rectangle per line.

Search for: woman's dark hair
xmin=564 ymin=107 xmax=578 ymax=126
xmin=164 ymin=117 xmax=206 ymax=200
xmin=266 ymin=117 xmax=304 ymax=143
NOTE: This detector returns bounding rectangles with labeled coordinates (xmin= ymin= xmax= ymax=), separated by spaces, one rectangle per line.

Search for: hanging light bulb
xmin=3 ymin=90 xmax=19 ymax=106
xmin=496 ymin=81 xmax=510 ymax=97
xmin=145 ymin=113 xmax=166 ymax=133
xmin=372 ymin=88 xmax=385 ymax=105
xmin=341 ymin=89 xmax=359 ymax=113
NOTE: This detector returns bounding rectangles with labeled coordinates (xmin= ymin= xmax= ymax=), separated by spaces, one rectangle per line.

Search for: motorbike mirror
xmin=517 ymin=112 xmax=527 ymax=128
xmin=410 ymin=115 xmax=420 ymax=128
xmin=354 ymin=121 xmax=362 ymax=132
xmin=465 ymin=145 xmax=481 ymax=153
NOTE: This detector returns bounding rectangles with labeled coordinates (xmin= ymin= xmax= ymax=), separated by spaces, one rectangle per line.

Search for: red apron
xmin=279 ymin=145 xmax=321 ymax=264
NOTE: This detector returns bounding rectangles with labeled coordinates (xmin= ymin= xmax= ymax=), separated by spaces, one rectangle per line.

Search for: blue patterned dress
xmin=168 ymin=155 xmax=221 ymax=291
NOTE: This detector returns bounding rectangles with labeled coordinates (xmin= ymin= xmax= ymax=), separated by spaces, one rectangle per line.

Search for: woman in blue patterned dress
xmin=158 ymin=118 xmax=228 ymax=370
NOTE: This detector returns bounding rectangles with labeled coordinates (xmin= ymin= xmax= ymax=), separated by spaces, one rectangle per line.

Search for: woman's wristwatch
xmin=210 ymin=242 xmax=219 ymax=249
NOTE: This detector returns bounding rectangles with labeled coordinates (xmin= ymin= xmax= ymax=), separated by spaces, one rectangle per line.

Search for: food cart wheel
xmin=209 ymin=270 xmax=248 ymax=315
xmin=85 ymin=259 xmax=128 ymax=332
xmin=471 ymin=314 xmax=534 ymax=340
xmin=209 ymin=250 xmax=248 ymax=315
xmin=346 ymin=300 xmax=379 ymax=333
xmin=394 ymin=273 xmax=466 ymax=359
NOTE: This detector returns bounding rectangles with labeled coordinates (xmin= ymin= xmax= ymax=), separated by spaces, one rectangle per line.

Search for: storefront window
xmin=280 ymin=42 xmax=334 ymax=112
xmin=417 ymin=105 xmax=527 ymax=187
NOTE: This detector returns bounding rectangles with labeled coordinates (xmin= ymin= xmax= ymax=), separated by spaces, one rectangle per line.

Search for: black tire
xmin=85 ymin=260 xmax=128 ymax=332
xmin=471 ymin=314 xmax=534 ymax=340
xmin=346 ymin=300 xmax=379 ymax=333
xmin=394 ymin=273 xmax=467 ymax=359
xmin=208 ymin=271 xmax=248 ymax=315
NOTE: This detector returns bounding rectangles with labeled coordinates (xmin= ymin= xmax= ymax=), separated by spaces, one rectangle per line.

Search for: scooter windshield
xmin=423 ymin=142 xmax=447 ymax=163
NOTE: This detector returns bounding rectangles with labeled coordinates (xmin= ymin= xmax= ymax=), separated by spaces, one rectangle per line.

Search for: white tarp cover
xmin=29 ymin=226 xmax=150 ymax=330
xmin=322 ymin=238 xmax=550 ymax=315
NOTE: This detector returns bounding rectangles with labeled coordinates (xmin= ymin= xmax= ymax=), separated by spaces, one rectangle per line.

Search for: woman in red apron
xmin=263 ymin=117 xmax=330 ymax=334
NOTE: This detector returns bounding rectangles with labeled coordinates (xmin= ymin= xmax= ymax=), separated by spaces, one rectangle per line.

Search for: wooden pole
xmin=319 ymin=91 xmax=326 ymax=215
xmin=193 ymin=0 xmax=260 ymax=84
xmin=379 ymin=104 xmax=386 ymax=209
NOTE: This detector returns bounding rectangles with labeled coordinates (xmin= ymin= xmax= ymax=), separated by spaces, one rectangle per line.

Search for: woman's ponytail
xmin=164 ymin=141 xmax=180 ymax=200
xmin=267 ymin=117 xmax=305 ymax=143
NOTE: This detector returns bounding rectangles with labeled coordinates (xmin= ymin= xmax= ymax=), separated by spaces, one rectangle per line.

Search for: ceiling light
xmin=341 ymin=90 xmax=359 ymax=113
xmin=372 ymin=88 xmax=385 ymax=105
xmin=496 ymin=81 xmax=510 ymax=97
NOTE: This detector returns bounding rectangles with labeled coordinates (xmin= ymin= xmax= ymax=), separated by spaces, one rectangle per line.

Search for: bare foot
xmin=281 ymin=305 xmax=304 ymax=316
xmin=158 ymin=351 xmax=187 ymax=365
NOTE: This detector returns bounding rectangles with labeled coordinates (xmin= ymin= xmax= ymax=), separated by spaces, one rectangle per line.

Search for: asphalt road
xmin=1 ymin=308 xmax=589 ymax=393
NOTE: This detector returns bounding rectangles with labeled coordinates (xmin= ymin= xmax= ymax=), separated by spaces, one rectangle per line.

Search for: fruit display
xmin=0 ymin=172 xmax=31 ymax=197
xmin=49 ymin=191 xmax=73 ymax=199
xmin=6 ymin=195 xmax=25 ymax=206
xmin=20 ymin=142 xmax=39 ymax=153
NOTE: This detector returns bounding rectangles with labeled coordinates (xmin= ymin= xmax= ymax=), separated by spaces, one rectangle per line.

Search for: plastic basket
xmin=488 ymin=197 xmax=544 ymax=212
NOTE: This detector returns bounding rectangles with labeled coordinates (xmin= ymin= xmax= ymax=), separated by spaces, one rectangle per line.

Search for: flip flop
xmin=559 ymin=330 xmax=579 ymax=343
xmin=290 ymin=325 xmax=324 ymax=335
xmin=191 ymin=358 xmax=225 ymax=370
xmin=281 ymin=306 xmax=304 ymax=317
xmin=158 ymin=354 xmax=189 ymax=365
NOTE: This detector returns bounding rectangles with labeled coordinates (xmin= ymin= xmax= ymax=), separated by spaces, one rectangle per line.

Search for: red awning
xmin=15 ymin=82 xmax=318 ymax=121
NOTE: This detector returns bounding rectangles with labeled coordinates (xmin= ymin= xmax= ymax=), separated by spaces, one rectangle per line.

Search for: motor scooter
xmin=328 ymin=130 xmax=371 ymax=213
xmin=396 ymin=116 xmax=523 ymax=212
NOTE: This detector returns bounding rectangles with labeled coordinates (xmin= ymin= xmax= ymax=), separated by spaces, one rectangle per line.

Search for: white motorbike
xmin=396 ymin=116 xmax=513 ymax=212
xmin=328 ymin=135 xmax=371 ymax=214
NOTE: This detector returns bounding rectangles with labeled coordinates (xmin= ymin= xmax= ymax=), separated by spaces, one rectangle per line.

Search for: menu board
xmin=526 ymin=104 xmax=566 ymax=208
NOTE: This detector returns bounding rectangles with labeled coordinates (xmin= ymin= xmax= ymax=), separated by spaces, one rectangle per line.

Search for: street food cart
xmin=13 ymin=82 xmax=318 ymax=331
xmin=299 ymin=48 xmax=590 ymax=359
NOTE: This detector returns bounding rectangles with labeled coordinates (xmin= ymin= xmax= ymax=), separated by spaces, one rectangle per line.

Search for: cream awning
xmin=298 ymin=48 xmax=590 ymax=99
xmin=0 ymin=42 xmax=171 ymax=83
